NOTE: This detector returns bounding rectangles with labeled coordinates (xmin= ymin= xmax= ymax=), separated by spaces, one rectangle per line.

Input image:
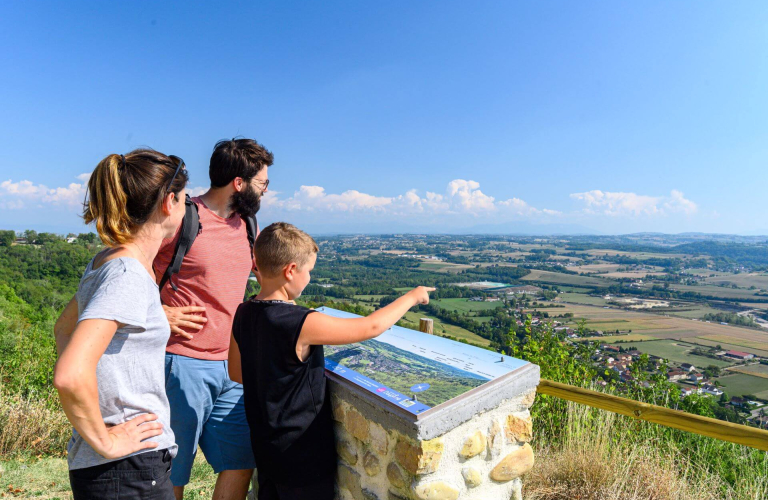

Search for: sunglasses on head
xmin=167 ymin=156 xmax=186 ymax=192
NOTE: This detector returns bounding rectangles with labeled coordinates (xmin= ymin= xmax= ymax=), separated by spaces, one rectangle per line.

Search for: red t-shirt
xmin=154 ymin=197 xmax=256 ymax=360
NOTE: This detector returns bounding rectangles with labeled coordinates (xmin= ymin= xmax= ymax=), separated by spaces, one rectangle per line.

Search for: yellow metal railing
xmin=537 ymin=379 xmax=768 ymax=452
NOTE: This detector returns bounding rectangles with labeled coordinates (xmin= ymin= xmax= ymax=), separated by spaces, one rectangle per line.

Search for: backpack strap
xmin=242 ymin=213 xmax=258 ymax=262
xmin=159 ymin=195 xmax=201 ymax=293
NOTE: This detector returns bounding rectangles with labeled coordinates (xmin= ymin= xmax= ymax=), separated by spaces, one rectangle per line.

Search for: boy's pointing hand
xmin=409 ymin=286 xmax=436 ymax=306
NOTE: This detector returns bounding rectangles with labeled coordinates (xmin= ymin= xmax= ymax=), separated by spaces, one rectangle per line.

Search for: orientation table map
xmin=319 ymin=307 xmax=529 ymax=416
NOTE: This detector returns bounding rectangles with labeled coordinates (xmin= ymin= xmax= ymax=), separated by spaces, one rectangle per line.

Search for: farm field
xmin=692 ymin=338 xmax=768 ymax=358
xmin=627 ymin=340 xmax=735 ymax=368
xmin=702 ymin=272 xmax=768 ymax=290
xmin=580 ymin=334 xmax=657 ymax=343
xmin=665 ymin=304 xmax=724 ymax=319
xmin=603 ymin=271 xmax=666 ymax=279
xmin=717 ymin=373 xmax=768 ymax=399
xmin=545 ymin=302 xmax=768 ymax=354
xmin=696 ymin=333 xmax=768 ymax=353
xmin=400 ymin=310 xmax=491 ymax=347
xmin=682 ymin=268 xmax=731 ymax=277
xmin=583 ymin=249 xmax=689 ymax=259
xmin=353 ymin=294 xmax=387 ymax=302
xmin=569 ymin=264 xmax=622 ymax=273
xmin=432 ymin=298 xmax=504 ymax=313
xmin=728 ymin=363 xmax=768 ymax=379
xmin=668 ymin=283 xmax=763 ymax=300
xmin=522 ymin=269 xmax=613 ymax=287
xmin=416 ymin=261 xmax=473 ymax=273
xmin=556 ymin=292 xmax=609 ymax=306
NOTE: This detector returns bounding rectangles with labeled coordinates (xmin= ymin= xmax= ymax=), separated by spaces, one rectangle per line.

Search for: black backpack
xmin=158 ymin=194 xmax=258 ymax=292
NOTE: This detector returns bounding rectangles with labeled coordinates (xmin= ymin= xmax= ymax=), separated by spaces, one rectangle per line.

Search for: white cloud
xmin=570 ymin=189 xmax=697 ymax=217
xmin=665 ymin=190 xmax=698 ymax=214
xmin=0 ymin=199 xmax=25 ymax=210
xmin=1 ymin=180 xmax=47 ymax=197
xmin=186 ymin=186 xmax=208 ymax=197
xmin=0 ymin=177 xmax=87 ymax=207
xmin=445 ymin=180 xmax=496 ymax=212
xmin=262 ymin=179 xmax=555 ymax=222
xmin=274 ymin=185 xmax=393 ymax=212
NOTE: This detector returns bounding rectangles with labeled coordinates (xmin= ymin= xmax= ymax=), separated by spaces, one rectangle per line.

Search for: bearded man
xmin=154 ymin=138 xmax=272 ymax=500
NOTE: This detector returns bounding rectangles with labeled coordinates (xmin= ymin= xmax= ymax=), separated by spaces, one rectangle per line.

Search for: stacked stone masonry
xmin=332 ymin=390 xmax=537 ymax=500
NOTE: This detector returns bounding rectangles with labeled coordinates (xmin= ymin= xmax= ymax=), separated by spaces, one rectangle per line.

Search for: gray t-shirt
xmin=67 ymin=256 xmax=177 ymax=470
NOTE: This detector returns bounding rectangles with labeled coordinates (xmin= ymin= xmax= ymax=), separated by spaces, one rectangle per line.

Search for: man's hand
xmin=97 ymin=413 xmax=163 ymax=459
xmin=407 ymin=286 xmax=436 ymax=306
xmin=162 ymin=305 xmax=207 ymax=340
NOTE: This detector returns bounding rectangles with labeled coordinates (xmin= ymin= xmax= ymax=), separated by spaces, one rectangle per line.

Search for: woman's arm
xmin=54 ymin=295 xmax=78 ymax=355
xmin=297 ymin=287 xmax=434 ymax=358
xmin=54 ymin=318 xmax=163 ymax=459
xmin=227 ymin=333 xmax=243 ymax=384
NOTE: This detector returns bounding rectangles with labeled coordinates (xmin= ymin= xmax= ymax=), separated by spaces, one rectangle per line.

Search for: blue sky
xmin=1 ymin=2 xmax=767 ymax=235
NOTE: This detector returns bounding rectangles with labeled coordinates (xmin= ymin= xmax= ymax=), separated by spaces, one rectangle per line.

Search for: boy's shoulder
xmin=237 ymin=299 xmax=312 ymax=321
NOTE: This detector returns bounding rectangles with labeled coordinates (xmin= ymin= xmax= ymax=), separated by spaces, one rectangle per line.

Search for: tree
xmin=719 ymin=392 xmax=729 ymax=404
xmin=77 ymin=232 xmax=98 ymax=244
xmin=23 ymin=229 xmax=37 ymax=243
xmin=0 ymin=230 xmax=15 ymax=247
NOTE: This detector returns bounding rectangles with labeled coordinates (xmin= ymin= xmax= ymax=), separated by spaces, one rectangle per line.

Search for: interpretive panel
xmin=319 ymin=307 xmax=529 ymax=416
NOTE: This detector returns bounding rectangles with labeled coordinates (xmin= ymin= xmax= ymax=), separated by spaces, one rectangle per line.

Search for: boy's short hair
xmin=255 ymin=222 xmax=318 ymax=277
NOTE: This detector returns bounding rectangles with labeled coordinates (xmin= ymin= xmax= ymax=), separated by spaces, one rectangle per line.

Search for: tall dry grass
xmin=525 ymin=401 xmax=767 ymax=500
xmin=0 ymin=391 xmax=69 ymax=457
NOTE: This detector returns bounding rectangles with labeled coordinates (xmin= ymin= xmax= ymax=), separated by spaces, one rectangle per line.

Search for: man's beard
xmin=230 ymin=183 xmax=262 ymax=217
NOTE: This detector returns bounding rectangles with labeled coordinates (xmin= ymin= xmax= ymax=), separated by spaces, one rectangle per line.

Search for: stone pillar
xmin=330 ymin=364 xmax=539 ymax=500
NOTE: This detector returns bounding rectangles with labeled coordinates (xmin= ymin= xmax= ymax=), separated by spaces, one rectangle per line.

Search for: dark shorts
xmin=69 ymin=449 xmax=173 ymax=500
xmin=257 ymin=473 xmax=335 ymax=500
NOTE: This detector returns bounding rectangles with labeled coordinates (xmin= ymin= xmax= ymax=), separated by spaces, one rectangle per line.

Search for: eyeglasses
xmin=167 ymin=156 xmax=186 ymax=192
xmin=253 ymin=178 xmax=269 ymax=190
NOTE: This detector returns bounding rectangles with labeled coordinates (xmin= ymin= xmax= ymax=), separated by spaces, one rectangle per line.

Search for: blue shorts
xmin=164 ymin=354 xmax=256 ymax=486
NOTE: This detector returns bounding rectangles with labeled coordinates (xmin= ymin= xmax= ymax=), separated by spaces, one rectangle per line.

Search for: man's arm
xmin=296 ymin=287 xmax=434 ymax=361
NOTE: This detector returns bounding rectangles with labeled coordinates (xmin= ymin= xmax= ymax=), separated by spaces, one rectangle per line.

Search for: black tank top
xmin=232 ymin=300 xmax=337 ymax=484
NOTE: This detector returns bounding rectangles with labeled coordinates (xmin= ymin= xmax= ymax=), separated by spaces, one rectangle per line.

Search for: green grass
xmin=432 ymin=298 xmax=504 ymax=313
xmin=626 ymin=340 xmax=735 ymax=368
xmin=0 ymin=452 xmax=219 ymax=499
xmin=717 ymin=373 xmax=768 ymax=399
xmin=399 ymin=310 xmax=491 ymax=347
xmin=353 ymin=294 xmax=387 ymax=302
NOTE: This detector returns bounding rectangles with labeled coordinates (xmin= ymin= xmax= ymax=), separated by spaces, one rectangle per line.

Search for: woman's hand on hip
xmin=98 ymin=413 xmax=163 ymax=459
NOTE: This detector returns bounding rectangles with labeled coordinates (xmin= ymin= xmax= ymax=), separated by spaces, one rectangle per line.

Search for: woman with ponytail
xmin=53 ymin=149 xmax=188 ymax=500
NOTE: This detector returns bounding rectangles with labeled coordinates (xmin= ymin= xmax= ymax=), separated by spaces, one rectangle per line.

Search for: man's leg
xmin=199 ymin=362 xmax=257 ymax=500
xmin=213 ymin=469 xmax=254 ymax=500
xmin=165 ymin=354 xmax=217 ymax=499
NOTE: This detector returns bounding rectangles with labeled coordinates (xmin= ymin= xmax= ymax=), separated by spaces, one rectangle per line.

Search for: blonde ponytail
xmin=83 ymin=154 xmax=133 ymax=245
xmin=82 ymin=150 xmax=188 ymax=246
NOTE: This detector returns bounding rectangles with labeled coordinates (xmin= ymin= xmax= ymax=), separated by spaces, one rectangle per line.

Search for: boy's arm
xmin=227 ymin=333 xmax=243 ymax=384
xmin=299 ymin=287 xmax=435 ymax=350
